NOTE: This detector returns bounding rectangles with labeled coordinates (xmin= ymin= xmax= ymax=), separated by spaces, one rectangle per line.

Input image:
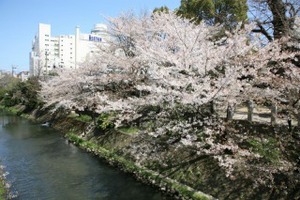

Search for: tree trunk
xmin=267 ymin=0 xmax=289 ymax=39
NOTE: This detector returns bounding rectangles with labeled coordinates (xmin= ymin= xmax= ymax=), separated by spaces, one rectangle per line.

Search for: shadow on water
xmin=0 ymin=111 xmax=171 ymax=200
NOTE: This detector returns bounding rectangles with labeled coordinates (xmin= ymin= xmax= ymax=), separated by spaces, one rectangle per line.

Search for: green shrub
xmin=0 ymin=77 xmax=43 ymax=111
xmin=247 ymin=138 xmax=281 ymax=163
xmin=96 ymin=112 xmax=115 ymax=130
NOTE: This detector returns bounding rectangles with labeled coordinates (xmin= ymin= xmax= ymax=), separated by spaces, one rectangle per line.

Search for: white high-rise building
xmin=29 ymin=23 xmax=108 ymax=76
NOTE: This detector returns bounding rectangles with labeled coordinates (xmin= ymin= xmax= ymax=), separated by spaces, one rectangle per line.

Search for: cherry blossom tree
xmin=239 ymin=37 xmax=300 ymax=125
xmin=39 ymin=11 xmax=300 ymax=187
xmin=39 ymin=12 xmax=258 ymax=176
xmin=108 ymin=12 xmax=257 ymax=111
xmin=40 ymin=12 xmax=258 ymax=124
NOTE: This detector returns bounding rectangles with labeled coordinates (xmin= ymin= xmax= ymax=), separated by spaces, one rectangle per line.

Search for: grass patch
xmin=0 ymin=181 xmax=5 ymax=200
xmin=247 ymin=138 xmax=281 ymax=163
xmin=0 ymin=186 xmax=5 ymax=200
xmin=0 ymin=170 xmax=6 ymax=200
xmin=0 ymin=105 xmax=19 ymax=114
xmin=192 ymin=191 xmax=211 ymax=200
xmin=117 ymin=127 xmax=140 ymax=135
xmin=20 ymin=113 xmax=33 ymax=119
xmin=73 ymin=114 xmax=93 ymax=123
xmin=96 ymin=112 xmax=115 ymax=130
xmin=66 ymin=132 xmax=84 ymax=144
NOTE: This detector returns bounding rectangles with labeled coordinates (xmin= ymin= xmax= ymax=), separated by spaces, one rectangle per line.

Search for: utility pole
xmin=11 ymin=65 xmax=17 ymax=77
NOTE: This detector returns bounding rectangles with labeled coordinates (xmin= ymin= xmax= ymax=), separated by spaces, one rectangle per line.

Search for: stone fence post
xmin=226 ymin=102 xmax=235 ymax=121
xmin=247 ymin=100 xmax=254 ymax=122
xmin=210 ymin=100 xmax=215 ymax=114
xmin=286 ymin=112 xmax=292 ymax=131
xmin=297 ymin=113 xmax=300 ymax=129
xmin=271 ymin=104 xmax=277 ymax=126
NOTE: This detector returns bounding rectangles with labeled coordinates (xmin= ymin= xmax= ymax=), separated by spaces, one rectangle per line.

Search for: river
xmin=0 ymin=111 xmax=171 ymax=200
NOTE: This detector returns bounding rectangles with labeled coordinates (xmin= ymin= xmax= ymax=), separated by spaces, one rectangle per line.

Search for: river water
xmin=0 ymin=112 xmax=171 ymax=200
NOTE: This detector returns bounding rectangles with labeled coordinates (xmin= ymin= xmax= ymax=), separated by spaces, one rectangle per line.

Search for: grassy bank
xmin=0 ymin=105 xmax=19 ymax=114
xmin=0 ymin=167 xmax=7 ymax=200
xmin=66 ymin=132 xmax=213 ymax=200
xmin=0 ymin=179 xmax=6 ymax=200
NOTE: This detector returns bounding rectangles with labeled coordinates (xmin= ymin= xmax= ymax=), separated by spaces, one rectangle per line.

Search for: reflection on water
xmin=0 ymin=112 xmax=170 ymax=200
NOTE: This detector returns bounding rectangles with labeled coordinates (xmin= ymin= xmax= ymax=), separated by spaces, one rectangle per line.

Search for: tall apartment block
xmin=29 ymin=23 xmax=108 ymax=76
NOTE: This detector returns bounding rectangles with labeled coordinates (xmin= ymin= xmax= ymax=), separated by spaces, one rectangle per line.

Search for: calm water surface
xmin=0 ymin=112 xmax=171 ymax=200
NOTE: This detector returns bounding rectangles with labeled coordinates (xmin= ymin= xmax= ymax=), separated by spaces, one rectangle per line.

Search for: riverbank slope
xmin=1 ymin=105 xmax=300 ymax=200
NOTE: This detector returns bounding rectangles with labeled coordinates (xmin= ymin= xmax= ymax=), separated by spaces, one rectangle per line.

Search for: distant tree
xmin=177 ymin=0 xmax=248 ymax=30
xmin=0 ymin=74 xmax=20 ymax=105
xmin=0 ymin=77 xmax=42 ymax=110
xmin=19 ymin=77 xmax=42 ymax=111
xmin=153 ymin=6 xmax=170 ymax=14
xmin=0 ymin=74 xmax=19 ymax=91
xmin=249 ymin=0 xmax=300 ymax=41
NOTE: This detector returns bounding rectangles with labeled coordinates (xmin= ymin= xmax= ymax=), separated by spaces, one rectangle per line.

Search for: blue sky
xmin=0 ymin=0 xmax=180 ymax=72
